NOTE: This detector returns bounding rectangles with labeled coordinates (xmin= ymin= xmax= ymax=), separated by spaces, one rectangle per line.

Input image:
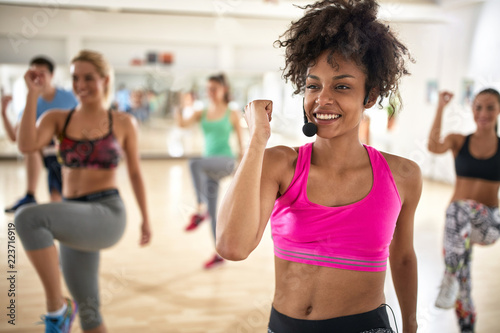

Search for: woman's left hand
xmin=139 ymin=221 xmax=152 ymax=246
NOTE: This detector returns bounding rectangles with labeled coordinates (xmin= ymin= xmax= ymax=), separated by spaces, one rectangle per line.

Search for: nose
xmin=74 ymin=78 xmax=85 ymax=90
xmin=315 ymin=88 xmax=334 ymax=106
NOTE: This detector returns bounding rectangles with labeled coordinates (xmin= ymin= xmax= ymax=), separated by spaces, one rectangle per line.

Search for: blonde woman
xmin=15 ymin=50 xmax=151 ymax=333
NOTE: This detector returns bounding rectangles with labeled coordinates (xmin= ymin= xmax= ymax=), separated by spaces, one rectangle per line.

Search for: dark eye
xmin=336 ymin=85 xmax=349 ymax=90
xmin=306 ymin=84 xmax=318 ymax=90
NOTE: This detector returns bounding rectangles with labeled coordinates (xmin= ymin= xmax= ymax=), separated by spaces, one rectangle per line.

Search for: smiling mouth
xmin=314 ymin=113 xmax=341 ymax=120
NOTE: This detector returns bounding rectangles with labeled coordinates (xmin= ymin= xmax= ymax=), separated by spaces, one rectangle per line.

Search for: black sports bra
xmin=455 ymin=134 xmax=500 ymax=182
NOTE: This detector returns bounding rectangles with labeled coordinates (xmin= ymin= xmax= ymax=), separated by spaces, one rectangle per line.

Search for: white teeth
xmin=315 ymin=113 xmax=340 ymax=120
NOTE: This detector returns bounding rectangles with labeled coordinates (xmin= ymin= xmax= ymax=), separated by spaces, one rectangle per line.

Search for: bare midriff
xmin=272 ymin=256 xmax=386 ymax=320
xmin=452 ymin=177 xmax=500 ymax=208
xmin=61 ymin=167 xmax=117 ymax=198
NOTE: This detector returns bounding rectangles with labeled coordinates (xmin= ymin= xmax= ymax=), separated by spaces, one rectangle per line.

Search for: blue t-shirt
xmin=19 ymin=88 xmax=78 ymax=120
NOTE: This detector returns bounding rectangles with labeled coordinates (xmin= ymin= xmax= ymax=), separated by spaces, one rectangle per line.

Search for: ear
xmin=364 ymin=88 xmax=379 ymax=109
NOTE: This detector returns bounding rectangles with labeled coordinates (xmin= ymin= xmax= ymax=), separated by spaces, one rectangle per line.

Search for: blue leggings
xmin=14 ymin=190 xmax=126 ymax=330
xmin=189 ymin=156 xmax=235 ymax=239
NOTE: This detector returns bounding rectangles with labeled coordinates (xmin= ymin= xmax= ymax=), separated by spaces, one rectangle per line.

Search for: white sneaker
xmin=435 ymin=273 xmax=459 ymax=309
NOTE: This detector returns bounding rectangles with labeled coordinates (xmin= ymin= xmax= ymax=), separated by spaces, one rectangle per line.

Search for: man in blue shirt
xmin=1 ymin=56 xmax=78 ymax=212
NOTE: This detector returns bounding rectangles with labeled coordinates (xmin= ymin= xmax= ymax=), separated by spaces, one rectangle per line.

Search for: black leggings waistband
xmin=268 ymin=305 xmax=393 ymax=333
xmin=64 ymin=189 xmax=119 ymax=202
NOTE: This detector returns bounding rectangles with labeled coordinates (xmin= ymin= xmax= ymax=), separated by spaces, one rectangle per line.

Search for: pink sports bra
xmin=270 ymin=143 xmax=401 ymax=272
xmin=58 ymin=109 xmax=122 ymax=169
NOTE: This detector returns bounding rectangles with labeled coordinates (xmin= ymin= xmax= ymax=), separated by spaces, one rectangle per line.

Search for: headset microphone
xmin=302 ymin=99 xmax=317 ymax=137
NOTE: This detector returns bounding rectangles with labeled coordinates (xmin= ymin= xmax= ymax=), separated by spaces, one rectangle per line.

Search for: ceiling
xmin=0 ymin=0 xmax=482 ymax=21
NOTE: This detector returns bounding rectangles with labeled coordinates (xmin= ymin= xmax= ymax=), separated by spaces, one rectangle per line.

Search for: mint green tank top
xmin=201 ymin=109 xmax=234 ymax=157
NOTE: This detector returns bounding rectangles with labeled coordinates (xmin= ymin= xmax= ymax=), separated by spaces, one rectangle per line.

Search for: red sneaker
xmin=203 ymin=254 xmax=225 ymax=269
xmin=185 ymin=213 xmax=208 ymax=231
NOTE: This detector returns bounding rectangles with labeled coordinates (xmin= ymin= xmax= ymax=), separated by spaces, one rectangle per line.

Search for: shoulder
xmin=39 ymin=109 xmax=72 ymax=133
xmin=264 ymin=145 xmax=299 ymax=174
xmin=230 ymin=109 xmax=242 ymax=119
xmin=446 ymin=133 xmax=466 ymax=143
xmin=446 ymin=133 xmax=468 ymax=156
xmin=193 ymin=109 xmax=204 ymax=119
xmin=112 ymin=110 xmax=138 ymax=131
xmin=381 ymin=152 xmax=421 ymax=180
xmin=230 ymin=109 xmax=242 ymax=116
xmin=266 ymin=145 xmax=298 ymax=158
xmin=40 ymin=108 xmax=71 ymax=121
xmin=446 ymin=133 xmax=466 ymax=150
xmin=380 ymin=151 xmax=422 ymax=203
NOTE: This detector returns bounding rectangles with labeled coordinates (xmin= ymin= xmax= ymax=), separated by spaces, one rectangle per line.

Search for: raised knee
xmin=14 ymin=204 xmax=37 ymax=233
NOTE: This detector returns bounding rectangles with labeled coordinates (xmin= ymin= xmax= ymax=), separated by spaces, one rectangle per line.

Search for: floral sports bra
xmin=58 ymin=109 xmax=122 ymax=169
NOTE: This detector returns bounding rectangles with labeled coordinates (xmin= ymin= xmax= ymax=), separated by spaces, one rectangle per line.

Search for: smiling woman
xmin=14 ymin=49 xmax=151 ymax=333
xmin=216 ymin=1 xmax=421 ymax=333
xmin=428 ymin=89 xmax=500 ymax=332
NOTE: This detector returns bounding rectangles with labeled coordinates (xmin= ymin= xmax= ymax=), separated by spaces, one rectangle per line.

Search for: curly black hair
xmin=274 ymin=0 xmax=413 ymax=111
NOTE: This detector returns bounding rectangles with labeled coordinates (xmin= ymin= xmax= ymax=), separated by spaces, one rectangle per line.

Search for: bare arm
xmin=389 ymin=157 xmax=422 ymax=333
xmin=428 ymin=91 xmax=456 ymax=154
xmin=230 ymin=109 xmax=245 ymax=160
xmin=1 ymin=95 xmax=17 ymax=142
xmin=216 ymin=100 xmax=279 ymax=260
xmin=18 ymin=70 xmax=57 ymax=152
xmin=122 ymin=113 xmax=151 ymax=246
xmin=174 ymin=106 xmax=202 ymax=128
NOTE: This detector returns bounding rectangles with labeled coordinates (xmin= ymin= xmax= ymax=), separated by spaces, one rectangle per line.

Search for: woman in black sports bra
xmin=428 ymin=89 xmax=500 ymax=333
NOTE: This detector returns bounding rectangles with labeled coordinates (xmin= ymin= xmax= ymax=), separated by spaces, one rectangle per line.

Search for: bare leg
xmin=25 ymin=152 xmax=42 ymax=195
xmin=25 ymin=245 xmax=64 ymax=312
xmin=196 ymin=203 xmax=207 ymax=214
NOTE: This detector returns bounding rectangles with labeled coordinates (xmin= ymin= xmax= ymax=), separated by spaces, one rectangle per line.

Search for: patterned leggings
xmin=444 ymin=200 xmax=500 ymax=331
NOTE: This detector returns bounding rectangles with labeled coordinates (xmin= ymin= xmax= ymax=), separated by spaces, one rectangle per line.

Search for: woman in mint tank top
xmin=428 ymin=89 xmax=500 ymax=332
xmin=175 ymin=73 xmax=244 ymax=269
xmin=216 ymin=1 xmax=422 ymax=332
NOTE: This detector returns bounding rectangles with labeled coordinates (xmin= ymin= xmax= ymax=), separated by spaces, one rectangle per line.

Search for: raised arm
xmin=1 ymin=95 xmax=18 ymax=142
xmin=174 ymin=105 xmax=202 ymax=128
xmin=121 ymin=113 xmax=151 ymax=246
xmin=230 ymin=109 xmax=245 ymax=160
xmin=389 ymin=157 xmax=422 ymax=333
xmin=216 ymin=100 xmax=280 ymax=260
xmin=427 ymin=91 xmax=456 ymax=154
xmin=17 ymin=69 xmax=57 ymax=153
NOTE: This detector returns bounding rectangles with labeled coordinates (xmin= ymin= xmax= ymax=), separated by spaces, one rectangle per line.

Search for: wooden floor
xmin=0 ymin=158 xmax=499 ymax=333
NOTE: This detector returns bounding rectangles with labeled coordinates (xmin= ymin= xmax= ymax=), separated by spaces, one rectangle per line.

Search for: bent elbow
xmin=216 ymin=239 xmax=250 ymax=261
xmin=426 ymin=141 xmax=435 ymax=152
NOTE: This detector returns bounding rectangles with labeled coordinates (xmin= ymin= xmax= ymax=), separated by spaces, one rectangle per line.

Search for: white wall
xmin=0 ymin=1 xmax=498 ymax=184
xmin=389 ymin=2 xmax=485 ymax=183
xmin=0 ymin=4 xmax=288 ymax=73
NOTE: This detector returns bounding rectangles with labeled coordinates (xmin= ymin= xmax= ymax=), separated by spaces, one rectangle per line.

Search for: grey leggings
xmin=14 ymin=191 xmax=126 ymax=330
xmin=189 ymin=156 xmax=235 ymax=239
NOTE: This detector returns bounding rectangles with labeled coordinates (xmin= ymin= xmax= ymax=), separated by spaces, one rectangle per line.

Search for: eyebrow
xmin=307 ymin=74 xmax=356 ymax=80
